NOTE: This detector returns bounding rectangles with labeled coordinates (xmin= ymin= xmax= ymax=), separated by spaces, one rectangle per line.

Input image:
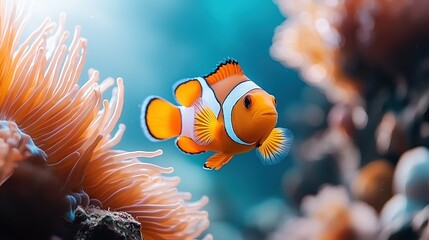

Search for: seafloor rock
xmin=72 ymin=206 xmax=142 ymax=240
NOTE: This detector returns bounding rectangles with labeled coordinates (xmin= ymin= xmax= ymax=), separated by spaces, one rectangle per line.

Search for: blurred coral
xmin=375 ymin=113 xmax=408 ymax=157
xmin=328 ymin=104 xmax=368 ymax=137
xmin=336 ymin=0 xmax=429 ymax=94
xmin=283 ymin=150 xmax=341 ymax=207
xmin=0 ymin=1 xmax=209 ymax=239
xmin=379 ymin=194 xmax=422 ymax=239
xmin=271 ymin=0 xmax=359 ymax=103
xmin=393 ymin=147 xmax=429 ymax=203
xmin=364 ymin=147 xmax=429 ymax=239
xmin=272 ymin=0 xmax=429 ymax=102
xmin=412 ymin=206 xmax=429 ymax=239
xmin=299 ymin=127 xmax=359 ymax=184
xmin=272 ymin=0 xmax=429 ymax=239
xmin=272 ymin=0 xmax=429 ymax=158
xmin=270 ymin=186 xmax=379 ymax=240
xmin=352 ymin=159 xmax=394 ymax=212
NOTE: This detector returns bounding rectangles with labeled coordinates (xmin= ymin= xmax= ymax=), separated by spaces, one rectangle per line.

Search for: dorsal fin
xmin=204 ymin=59 xmax=244 ymax=85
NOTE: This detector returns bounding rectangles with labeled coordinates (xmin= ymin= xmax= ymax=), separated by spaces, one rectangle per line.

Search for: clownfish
xmin=141 ymin=59 xmax=293 ymax=170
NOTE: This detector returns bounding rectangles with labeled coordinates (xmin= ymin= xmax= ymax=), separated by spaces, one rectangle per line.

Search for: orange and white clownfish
xmin=141 ymin=59 xmax=293 ymax=170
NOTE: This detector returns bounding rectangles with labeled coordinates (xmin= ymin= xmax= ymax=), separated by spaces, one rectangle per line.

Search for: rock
xmin=72 ymin=206 xmax=142 ymax=240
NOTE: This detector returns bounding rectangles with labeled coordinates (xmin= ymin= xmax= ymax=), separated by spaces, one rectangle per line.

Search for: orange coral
xmin=271 ymin=0 xmax=359 ymax=103
xmin=272 ymin=0 xmax=429 ymax=102
xmin=337 ymin=0 xmax=429 ymax=82
xmin=0 ymin=1 xmax=209 ymax=239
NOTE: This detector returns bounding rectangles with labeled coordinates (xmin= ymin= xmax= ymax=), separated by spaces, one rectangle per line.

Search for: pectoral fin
xmin=256 ymin=128 xmax=293 ymax=165
xmin=204 ymin=153 xmax=234 ymax=170
xmin=173 ymin=79 xmax=202 ymax=107
xmin=194 ymin=100 xmax=220 ymax=145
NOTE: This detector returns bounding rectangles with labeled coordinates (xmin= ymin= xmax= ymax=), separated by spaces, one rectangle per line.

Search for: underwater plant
xmin=0 ymin=1 xmax=210 ymax=239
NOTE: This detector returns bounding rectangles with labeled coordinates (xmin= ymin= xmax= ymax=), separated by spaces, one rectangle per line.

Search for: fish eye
xmin=244 ymin=95 xmax=252 ymax=109
xmin=273 ymin=98 xmax=277 ymax=106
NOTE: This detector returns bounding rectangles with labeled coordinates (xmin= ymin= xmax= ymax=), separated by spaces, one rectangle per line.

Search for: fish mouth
xmin=252 ymin=110 xmax=277 ymax=121
xmin=260 ymin=111 xmax=277 ymax=117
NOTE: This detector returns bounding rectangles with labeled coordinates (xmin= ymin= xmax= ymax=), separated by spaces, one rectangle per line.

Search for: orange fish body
xmin=141 ymin=60 xmax=293 ymax=170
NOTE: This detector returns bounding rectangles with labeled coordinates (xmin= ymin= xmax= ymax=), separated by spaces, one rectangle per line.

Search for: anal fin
xmin=174 ymin=79 xmax=202 ymax=107
xmin=176 ymin=136 xmax=206 ymax=154
xmin=204 ymin=153 xmax=233 ymax=170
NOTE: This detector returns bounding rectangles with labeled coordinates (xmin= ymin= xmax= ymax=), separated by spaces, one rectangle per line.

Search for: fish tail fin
xmin=141 ymin=96 xmax=181 ymax=141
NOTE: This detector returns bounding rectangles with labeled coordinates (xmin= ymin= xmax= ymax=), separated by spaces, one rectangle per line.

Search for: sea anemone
xmin=0 ymin=1 xmax=209 ymax=239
